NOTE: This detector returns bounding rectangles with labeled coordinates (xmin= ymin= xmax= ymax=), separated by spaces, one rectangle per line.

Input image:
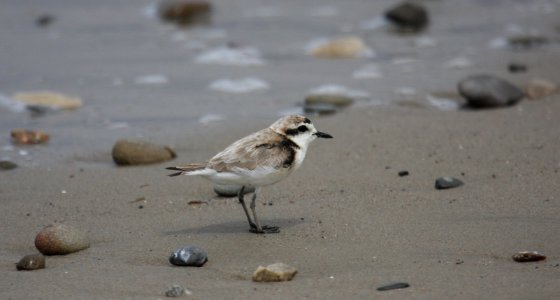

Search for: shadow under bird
xmin=166 ymin=115 xmax=332 ymax=234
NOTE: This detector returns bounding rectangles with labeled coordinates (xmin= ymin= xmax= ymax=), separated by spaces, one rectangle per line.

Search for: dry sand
xmin=1 ymin=0 xmax=560 ymax=299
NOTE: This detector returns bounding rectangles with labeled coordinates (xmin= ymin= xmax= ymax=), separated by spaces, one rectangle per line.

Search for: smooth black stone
xmin=458 ymin=75 xmax=524 ymax=108
xmin=398 ymin=170 xmax=409 ymax=177
xmin=385 ymin=2 xmax=429 ymax=31
xmin=508 ymin=63 xmax=527 ymax=73
xmin=377 ymin=282 xmax=410 ymax=291
xmin=435 ymin=177 xmax=464 ymax=190
xmin=169 ymin=246 xmax=207 ymax=267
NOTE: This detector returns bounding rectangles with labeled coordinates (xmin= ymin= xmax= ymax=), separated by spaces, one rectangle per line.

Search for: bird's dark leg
xmin=249 ymin=188 xmax=280 ymax=234
xmin=238 ymin=186 xmax=257 ymax=230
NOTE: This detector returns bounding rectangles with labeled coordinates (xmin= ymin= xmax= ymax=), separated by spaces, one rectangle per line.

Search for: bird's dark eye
xmin=298 ymin=125 xmax=308 ymax=132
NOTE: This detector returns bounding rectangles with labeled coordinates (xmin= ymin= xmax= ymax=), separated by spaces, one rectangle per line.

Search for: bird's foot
xmin=249 ymin=224 xmax=280 ymax=234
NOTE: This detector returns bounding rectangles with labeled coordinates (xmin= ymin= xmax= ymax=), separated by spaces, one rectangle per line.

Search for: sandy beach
xmin=1 ymin=0 xmax=560 ymax=299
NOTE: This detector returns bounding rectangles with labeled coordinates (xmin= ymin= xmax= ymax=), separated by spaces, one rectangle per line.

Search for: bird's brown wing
xmin=207 ymin=128 xmax=295 ymax=173
xmin=166 ymin=163 xmax=207 ymax=176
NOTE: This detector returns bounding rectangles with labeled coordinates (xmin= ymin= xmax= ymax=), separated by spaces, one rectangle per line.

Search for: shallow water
xmin=0 ymin=0 xmax=558 ymax=166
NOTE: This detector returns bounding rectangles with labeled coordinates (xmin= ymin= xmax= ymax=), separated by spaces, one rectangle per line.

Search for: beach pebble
xmin=16 ymin=254 xmax=46 ymax=271
xmin=35 ymin=224 xmax=90 ymax=255
xmin=214 ymin=184 xmax=255 ymax=197
xmin=169 ymin=246 xmax=208 ymax=267
xmin=158 ymin=0 xmax=212 ymax=26
xmin=385 ymin=2 xmax=428 ymax=32
xmin=377 ymin=282 xmax=410 ymax=291
xmin=526 ymin=79 xmax=558 ymax=100
xmin=508 ymin=63 xmax=527 ymax=73
xmin=435 ymin=177 xmax=463 ymax=190
xmin=398 ymin=170 xmax=409 ymax=177
xmin=458 ymin=75 xmax=524 ymax=108
xmin=165 ymin=285 xmax=185 ymax=297
xmin=512 ymin=251 xmax=546 ymax=262
xmin=252 ymin=262 xmax=297 ymax=282
xmin=35 ymin=14 xmax=55 ymax=28
xmin=308 ymin=36 xmax=372 ymax=58
xmin=0 ymin=160 xmax=18 ymax=170
xmin=12 ymin=91 xmax=82 ymax=110
xmin=112 ymin=139 xmax=176 ymax=166
xmin=11 ymin=129 xmax=50 ymax=145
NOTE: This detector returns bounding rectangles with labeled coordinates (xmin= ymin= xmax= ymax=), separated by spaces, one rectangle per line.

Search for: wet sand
xmin=1 ymin=0 xmax=560 ymax=299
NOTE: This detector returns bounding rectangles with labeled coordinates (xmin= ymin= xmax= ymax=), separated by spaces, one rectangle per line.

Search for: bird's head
xmin=270 ymin=115 xmax=332 ymax=147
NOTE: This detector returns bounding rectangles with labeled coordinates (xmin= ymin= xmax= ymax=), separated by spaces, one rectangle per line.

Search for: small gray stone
xmin=377 ymin=282 xmax=410 ymax=291
xmin=435 ymin=177 xmax=463 ymax=190
xmin=16 ymin=254 xmax=46 ymax=271
xmin=458 ymin=75 xmax=524 ymax=108
xmin=385 ymin=2 xmax=429 ymax=32
xmin=35 ymin=224 xmax=90 ymax=255
xmin=112 ymin=139 xmax=176 ymax=166
xmin=169 ymin=246 xmax=207 ymax=267
xmin=165 ymin=285 xmax=184 ymax=297
xmin=213 ymin=184 xmax=255 ymax=197
xmin=252 ymin=262 xmax=298 ymax=282
xmin=0 ymin=160 xmax=18 ymax=170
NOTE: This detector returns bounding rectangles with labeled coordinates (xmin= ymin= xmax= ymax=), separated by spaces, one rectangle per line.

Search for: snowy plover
xmin=167 ymin=115 xmax=332 ymax=234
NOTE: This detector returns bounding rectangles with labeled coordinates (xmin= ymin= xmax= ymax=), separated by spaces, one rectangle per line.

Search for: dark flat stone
xmin=377 ymin=282 xmax=410 ymax=291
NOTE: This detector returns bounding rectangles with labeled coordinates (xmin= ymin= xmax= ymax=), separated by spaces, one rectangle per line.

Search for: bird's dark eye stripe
xmin=304 ymin=118 xmax=311 ymax=124
xmin=298 ymin=125 xmax=308 ymax=132
xmin=285 ymin=128 xmax=299 ymax=136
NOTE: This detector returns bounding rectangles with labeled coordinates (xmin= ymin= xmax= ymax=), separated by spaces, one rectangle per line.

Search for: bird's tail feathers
xmin=166 ymin=163 xmax=207 ymax=177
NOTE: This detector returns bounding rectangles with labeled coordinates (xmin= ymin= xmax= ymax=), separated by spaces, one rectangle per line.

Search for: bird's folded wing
xmin=207 ymin=129 xmax=290 ymax=172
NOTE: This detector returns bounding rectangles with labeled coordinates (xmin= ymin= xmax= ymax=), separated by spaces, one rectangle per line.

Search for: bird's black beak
xmin=314 ymin=131 xmax=333 ymax=139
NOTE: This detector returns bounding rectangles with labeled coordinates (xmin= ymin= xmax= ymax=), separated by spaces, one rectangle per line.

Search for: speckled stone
xmin=35 ymin=224 xmax=90 ymax=255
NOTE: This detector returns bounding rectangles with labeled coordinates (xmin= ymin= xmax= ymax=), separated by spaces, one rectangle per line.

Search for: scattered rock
xmin=169 ymin=246 xmax=208 ymax=267
xmin=11 ymin=129 xmax=50 ymax=145
xmin=252 ymin=262 xmax=297 ymax=282
xmin=398 ymin=170 xmax=409 ymax=177
xmin=512 ymin=251 xmax=546 ymax=262
xmin=112 ymin=139 xmax=176 ymax=166
xmin=35 ymin=14 xmax=55 ymax=27
xmin=526 ymin=79 xmax=558 ymax=100
xmin=303 ymin=85 xmax=367 ymax=115
xmin=308 ymin=36 xmax=373 ymax=58
xmin=435 ymin=177 xmax=463 ymax=190
xmin=35 ymin=224 xmax=90 ymax=255
xmin=16 ymin=254 xmax=46 ymax=271
xmin=165 ymin=285 xmax=185 ymax=297
xmin=458 ymin=75 xmax=524 ymax=108
xmin=158 ymin=0 xmax=212 ymax=26
xmin=508 ymin=35 xmax=549 ymax=50
xmin=385 ymin=2 xmax=428 ymax=32
xmin=508 ymin=63 xmax=527 ymax=73
xmin=0 ymin=160 xmax=18 ymax=170
xmin=377 ymin=282 xmax=410 ymax=291
xmin=12 ymin=91 xmax=82 ymax=111
xmin=214 ymin=184 xmax=255 ymax=197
